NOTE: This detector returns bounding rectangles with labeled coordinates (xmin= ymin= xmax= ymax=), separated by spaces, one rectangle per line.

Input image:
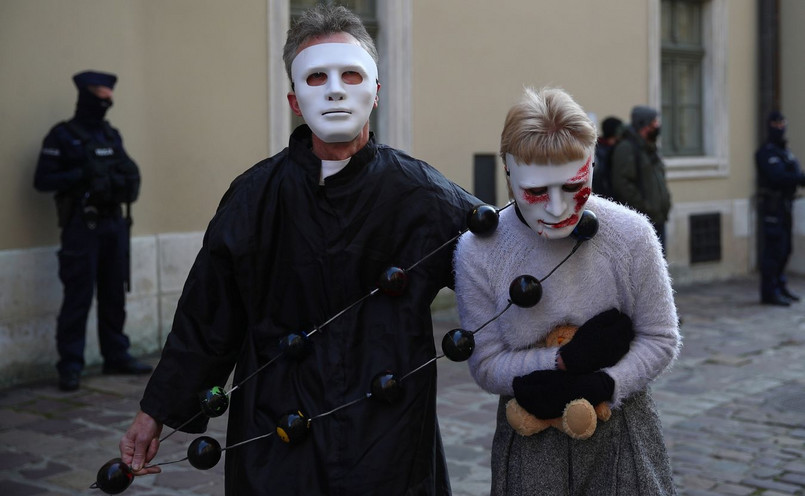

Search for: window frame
xmin=650 ymin=0 xmax=729 ymax=180
xmin=661 ymin=0 xmax=706 ymax=157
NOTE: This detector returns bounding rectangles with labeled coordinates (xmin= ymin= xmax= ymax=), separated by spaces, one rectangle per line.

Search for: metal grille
xmin=473 ymin=154 xmax=497 ymax=205
xmin=689 ymin=212 xmax=721 ymax=263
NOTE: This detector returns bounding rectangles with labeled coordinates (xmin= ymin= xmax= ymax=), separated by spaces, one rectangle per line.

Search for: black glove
xmin=559 ymin=308 xmax=634 ymax=374
xmin=512 ymin=369 xmax=615 ymax=419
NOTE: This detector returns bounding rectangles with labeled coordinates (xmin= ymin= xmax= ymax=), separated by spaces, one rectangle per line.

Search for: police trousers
xmin=55 ymin=211 xmax=131 ymax=374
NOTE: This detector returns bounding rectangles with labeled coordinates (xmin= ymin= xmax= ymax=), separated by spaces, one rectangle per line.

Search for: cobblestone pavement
xmin=1 ymin=275 xmax=804 ymax=495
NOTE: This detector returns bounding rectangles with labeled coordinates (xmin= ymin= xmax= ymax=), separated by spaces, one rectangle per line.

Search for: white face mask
xmin=505 ymin=153 xmax=593 ymax=239
xmin=291 ymin=43 xmax=378 ymax=143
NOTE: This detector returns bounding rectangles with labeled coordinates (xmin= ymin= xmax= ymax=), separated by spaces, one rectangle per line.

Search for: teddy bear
xmin=505 ymin=324 xmax=612 ymax=440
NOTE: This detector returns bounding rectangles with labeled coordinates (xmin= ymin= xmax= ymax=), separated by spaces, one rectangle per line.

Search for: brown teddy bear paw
xmin=562 ymin=399 xmax=598 ymax=440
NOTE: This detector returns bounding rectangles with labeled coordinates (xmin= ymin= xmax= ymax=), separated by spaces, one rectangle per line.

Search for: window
xmin=661 ymin=0 xmax=704 ymax=157
xmin=650 ymin=0 xmax=728 ymax=179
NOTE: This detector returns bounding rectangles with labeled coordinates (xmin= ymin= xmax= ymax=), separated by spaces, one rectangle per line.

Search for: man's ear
xmin=287 ymin=92 xmax=303 ymax=117
xmin=373 ymin=82 xmax=381 ymax=108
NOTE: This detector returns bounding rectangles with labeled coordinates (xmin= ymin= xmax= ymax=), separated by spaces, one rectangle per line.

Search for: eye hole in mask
xmin=305 ymin=71 xmax=364 ymax=87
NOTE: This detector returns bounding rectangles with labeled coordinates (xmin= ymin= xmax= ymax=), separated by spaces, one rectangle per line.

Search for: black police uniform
xmin=755 ymin=112 xmax=805 ymax=305
xmin=34 ymin=71 xmax=147 ymax=389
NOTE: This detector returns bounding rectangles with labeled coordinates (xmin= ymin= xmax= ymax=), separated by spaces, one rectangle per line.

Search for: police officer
xmin=34 ymin=70 xmax=151 ymax=391
xmin=756 ymin=111 xmax=805 ymax=306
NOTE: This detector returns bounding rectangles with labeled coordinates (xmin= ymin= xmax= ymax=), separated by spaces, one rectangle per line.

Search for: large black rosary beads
xmin=91 ymin=204 xmax=598 ymax=493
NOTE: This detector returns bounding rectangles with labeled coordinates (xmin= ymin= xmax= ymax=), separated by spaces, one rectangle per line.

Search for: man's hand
xmin=119 ymin=410 xmax=163 ymax=475
xmin=559 ymin=308 xmax=634 ymax=374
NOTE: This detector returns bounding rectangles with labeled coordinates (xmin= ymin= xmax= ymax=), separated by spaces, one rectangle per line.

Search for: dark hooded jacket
xmin=610 ymin=126 xmax=671 ymax=225
xmin=140 ymin=125 xmax=478 ymax=495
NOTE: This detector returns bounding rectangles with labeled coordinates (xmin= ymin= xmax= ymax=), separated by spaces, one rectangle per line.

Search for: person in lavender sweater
xmin=454 ymin=87 xmax=681 ymax=495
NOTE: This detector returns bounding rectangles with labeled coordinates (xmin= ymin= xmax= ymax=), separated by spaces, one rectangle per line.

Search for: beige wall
xmin=781 ymin=0 xmax=805 ymax=162
xmin=781 ymin=0 xmax=805 ymax=273
xmin=1 ymin=0 xmax=272 ymax=386
xmin=0 ymin=0 xmax=795 ymax=386
xmin=410 ymin=0 xmax=763 ymax=283
xmin=0 ymin=0 xmax=765 ymax=256
xmin=1 ymin=0 xmax=271 ymax=251
xmin=411 ymin=1 xmax=651 ymax=204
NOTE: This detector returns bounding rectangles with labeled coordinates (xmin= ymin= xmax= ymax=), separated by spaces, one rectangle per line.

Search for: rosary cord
xmin=471 ymin=301 xmax=514 ymax=336
xmin=222 ymin=431 xmax=276 ymax=452
xmin=539 ymin=240 xmax=582 ymax=283
xmin=116 ymin=203 xmax=537 ymax=477
xmin=146 ymin=233 xmax=575 ymax=468
xmin=406 ymin=230 xmax=465 ymax=272
xmin=158 ymin=412 xmax=204 ymax=443
xmin=310 ymin=393 xmax=372 ymax=421
xmin=313 ymin=289 xmax=380 ymax=337
xmin=406 ymin=202 xmax=514 ymax=273
xmin=400 ymin=355 xmax=442 ymax=382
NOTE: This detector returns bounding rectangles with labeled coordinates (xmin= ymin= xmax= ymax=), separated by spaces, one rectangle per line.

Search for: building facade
xmin=1 ymin=0 xmax=803 ymax=386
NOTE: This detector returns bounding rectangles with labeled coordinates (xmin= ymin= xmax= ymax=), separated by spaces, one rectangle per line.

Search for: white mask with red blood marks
xmin=505 ymin=153 xmax=593 ymax=239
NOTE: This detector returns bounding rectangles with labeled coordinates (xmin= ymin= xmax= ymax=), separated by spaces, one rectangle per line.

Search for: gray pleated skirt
xmin=490 ymin=389 xmax=676 ymax=496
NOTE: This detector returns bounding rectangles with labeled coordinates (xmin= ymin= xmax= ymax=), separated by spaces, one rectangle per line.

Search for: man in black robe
xmin=119 ymin=5 xmax=478 ymax=495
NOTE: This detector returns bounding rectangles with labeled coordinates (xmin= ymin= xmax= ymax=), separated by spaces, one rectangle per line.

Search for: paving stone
xmin=783 ymin=461 xmax=805 ymax=474
xmin=711 ymin=482 xmax=756 ymax=495
xmin=683 ymin=489 xmax=729 ymax=496
xmin=752 ymin=466 xmax=785 ymax=479
xmin=2 ymin=276 xmax=805 ymax=495
xmin=0 ymin=409 xmax=41 ymax=430
xmin=0 ymin=479 xmax=48 ymax=495
xmin=445 ymin=461 xmax=471 ymax=479
xmin=678 ymin=474 xmax=718 ymax=490
xmin=154 ymin=467 xmax=221 ymax=491
xmin=714 ymin=449 xmax=756 ymax=463
xmin=0 ymin=450 xmax=41 ymax=470
xmin=18 ymin=460 xmax=71 ymax=480
xmin=61 ymin=426 xmax=111 ymax=440
xmin=13 ymin=397 xmax=86 ymax=418
xmin=23 ymin=418 xmax=83 ymax=436
xmin=741 ymin=476 xmax=803 ymax=493
xmin=779 ymin=471 xmax=805 ymax=486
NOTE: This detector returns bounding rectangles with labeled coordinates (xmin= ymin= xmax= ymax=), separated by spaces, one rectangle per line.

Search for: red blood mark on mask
xmin=574 ymin=187 xmax=591 ymax=213
xmin=522 ymin=189 xmax=548 ymax=204
xmin=569 ymin=157 xmax=592 ymax=182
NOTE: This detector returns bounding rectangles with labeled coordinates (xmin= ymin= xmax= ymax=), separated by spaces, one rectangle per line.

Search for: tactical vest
xmin=62 ymin=120 xmax=140 ymax=206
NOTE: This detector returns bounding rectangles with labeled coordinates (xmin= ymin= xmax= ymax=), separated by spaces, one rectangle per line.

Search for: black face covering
xmin=646 ymin=126 xmax=661 ymax=143
xmin=74 ymin=88 xmax=113 ymax=124
xmin=768 ymin=126 xmax=786 ymax=147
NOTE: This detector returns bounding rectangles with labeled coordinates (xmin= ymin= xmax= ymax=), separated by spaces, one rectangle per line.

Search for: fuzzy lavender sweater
xmin=454 ymin=195 xmax=681 ymax=409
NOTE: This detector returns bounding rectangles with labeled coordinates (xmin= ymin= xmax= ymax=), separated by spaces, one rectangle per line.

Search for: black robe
xmin=140 ymin=125 xmax=478 ymax=495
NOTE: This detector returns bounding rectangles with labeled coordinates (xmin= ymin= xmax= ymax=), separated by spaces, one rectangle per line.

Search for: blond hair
xmin=500 ymin=87 xmax=597 ymax=165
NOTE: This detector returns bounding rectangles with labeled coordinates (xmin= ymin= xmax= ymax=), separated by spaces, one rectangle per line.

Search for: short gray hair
xmin=283 ymin=4 xmax=379 ymax=82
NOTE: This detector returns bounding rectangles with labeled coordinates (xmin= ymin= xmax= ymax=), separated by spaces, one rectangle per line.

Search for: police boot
xmin=762 ymin=292 xmax=791 ymax=306
xmin=780 ymin=287 xmax=801 ymax=302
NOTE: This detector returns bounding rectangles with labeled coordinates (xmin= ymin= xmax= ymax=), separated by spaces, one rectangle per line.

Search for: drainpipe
xmin=756 ymin=0 xmax=780 ymax=269
xmin=758 ymin=0 xmax=780 ymax=139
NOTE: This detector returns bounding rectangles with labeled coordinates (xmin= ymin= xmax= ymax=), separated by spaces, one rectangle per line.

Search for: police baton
xmin=125 ymin=202 xmax=132 ymax=293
